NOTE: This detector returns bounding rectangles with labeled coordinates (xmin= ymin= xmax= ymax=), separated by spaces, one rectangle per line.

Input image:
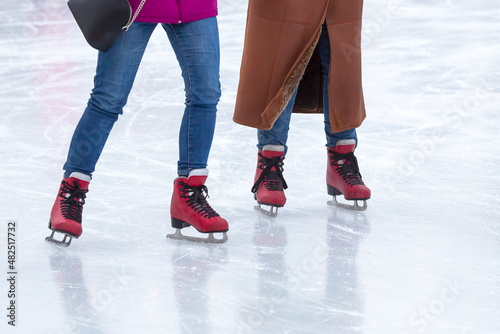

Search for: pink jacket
xmin=129 ymin=0 xmax=218 ymax=24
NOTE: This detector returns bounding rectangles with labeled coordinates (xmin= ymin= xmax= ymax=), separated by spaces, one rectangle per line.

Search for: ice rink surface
xmin=1 ymin=0 xmax=499 ymax=333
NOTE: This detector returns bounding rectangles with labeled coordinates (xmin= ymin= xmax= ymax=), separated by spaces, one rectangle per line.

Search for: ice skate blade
xmin=45 ymin=230 xmax=73 ymax=247
xmin=254 ymin=204 xmax=279 ymax=218
xmin=167 ymin=229 xmax=228 ymax=244
xmin=327 ymin=196 xmax=368 ymax=211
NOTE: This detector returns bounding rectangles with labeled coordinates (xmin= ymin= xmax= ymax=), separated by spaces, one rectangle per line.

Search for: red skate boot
xmin=46 ymin=172 xmax=90 ymax=247
xmin=326 ymin=139 xmax=370 ymax=211
xmin=168 ymin=169 xmax=228 ymax=243
xmin=251 ymin=145 xmax=288 ymax=217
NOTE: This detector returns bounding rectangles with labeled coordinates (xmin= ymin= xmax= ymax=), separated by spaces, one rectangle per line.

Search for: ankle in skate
xmin=168 ymin=168 xmax=228 ymax=243
xmin=46 ymin=172 xmax=90 ymax=247
xmin=326 ymin=139 xmax=370 ymax=211
xmin=252 ymin=145 xmax=287 ymax=217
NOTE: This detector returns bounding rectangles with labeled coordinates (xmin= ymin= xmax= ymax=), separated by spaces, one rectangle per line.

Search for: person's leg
xmin=47 ymin=23 xmax=157 ymax=246
xmin=162 ymin=18 xmax=228 ymax=241
xmin=319 ymin=24 xmax=370 ymax=210
xmin=253 ymin=84 xmax=297 ymax=216
xmin=63 ymin=23 xmax=157 ymax=178
xmin=252 ymin=41 xmax=301 ymax=216
xmin=318 ymin=23 xmax=358 ymax=148
xmin=162 ymin=17 xmax=221 ymax=176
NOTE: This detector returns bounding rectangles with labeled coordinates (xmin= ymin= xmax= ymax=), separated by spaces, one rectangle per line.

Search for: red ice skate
xmin=168 ymin=169 xmax=228 ymax=243
xmin=326 ymin=139 xmax=370 ymax=211
xmin=251 ymin=145 xmax=288 ymax=217
xmin=46 ymin=172 xmax=90 ymax=247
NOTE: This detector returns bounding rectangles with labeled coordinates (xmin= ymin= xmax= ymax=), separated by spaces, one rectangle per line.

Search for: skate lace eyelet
xmin=252 ymin=154 xmax=288 ymax=193
xmin=58 ymin=180 xmax=87 ymax=223
xmin=180 ymin=183 xmax=219 ymax=219
xmin=330 ymin=151 xmax=365 ymax=186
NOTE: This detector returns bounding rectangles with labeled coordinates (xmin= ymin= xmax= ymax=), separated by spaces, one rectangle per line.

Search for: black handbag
xmin=67 ymin=0 xmax=146 ymax=52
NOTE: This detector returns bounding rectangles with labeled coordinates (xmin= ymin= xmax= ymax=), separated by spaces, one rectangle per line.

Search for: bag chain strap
xmin=123 ymin=0 xmax=147 ymax=31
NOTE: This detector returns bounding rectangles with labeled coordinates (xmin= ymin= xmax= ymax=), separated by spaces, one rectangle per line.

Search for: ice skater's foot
xmin=252 ymin=145 xmax=287 ymax=217
xmin=168 ymin=169 xmax=228 ymax=243
xmin=46 ymin=172 xmax=90 ymax=247
xmin=326 ymin=140 xmax=370 ymax=211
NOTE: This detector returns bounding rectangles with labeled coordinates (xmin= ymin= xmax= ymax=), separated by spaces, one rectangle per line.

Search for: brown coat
xmin=233 ymin=0 xmax=366 ymax=132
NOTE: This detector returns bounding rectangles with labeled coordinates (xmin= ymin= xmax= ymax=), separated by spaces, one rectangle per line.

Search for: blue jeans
xmin=63 ymin=18 xmax=221 ymax=178
xmin=257 ymin=24 xmax=357 ymax=154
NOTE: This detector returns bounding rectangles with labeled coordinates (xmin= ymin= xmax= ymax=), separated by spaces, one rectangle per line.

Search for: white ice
xmin=1 ymin=0 xmax=500 ymax=333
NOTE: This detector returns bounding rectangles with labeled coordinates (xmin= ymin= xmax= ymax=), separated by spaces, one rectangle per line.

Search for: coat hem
xmin=331 ymin=116 xmax=366 ymax=133
xmin=233 ymin=115 xmax=366 ymax=133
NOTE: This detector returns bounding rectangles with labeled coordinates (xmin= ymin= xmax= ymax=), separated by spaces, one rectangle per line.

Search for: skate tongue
xmin=262 ymin=150 xmax=285 ymax=158
xmin=69 ymin=172 xmax=91 ymax=182
xmin=187 ymin=175 xmax=207 ymax=187
xmin=334 ymin=139 xmax=356 ymax=154
xmin=262 ymin=145 xmax=285 ymax=158
xmin=187 ymin=169 xmax=209 ymax=187
xmin=67 ymin=172 xmax=90 ymax=188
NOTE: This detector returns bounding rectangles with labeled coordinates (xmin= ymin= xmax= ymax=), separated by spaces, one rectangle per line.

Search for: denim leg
xmin=63 ymin=23 xmax=156 ymax=178
xmin=319 ymin=24 xmax=358 ymax=148
xmin=257 ymin=87 xmax=298 ymax=156
xmin=162 ymin=17 xmax=221 ymax=176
